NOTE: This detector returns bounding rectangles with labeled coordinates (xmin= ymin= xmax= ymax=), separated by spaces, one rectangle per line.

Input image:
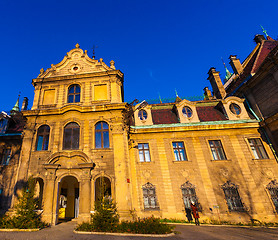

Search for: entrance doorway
xmin=58 ymin=176 xmax=79 ymax=221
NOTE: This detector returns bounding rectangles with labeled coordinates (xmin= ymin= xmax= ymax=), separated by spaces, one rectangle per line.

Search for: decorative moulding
xmin=175 ymin=99 xmax=200 ymax=123
xmin=221 ymin=96 xmax=250 ymax=120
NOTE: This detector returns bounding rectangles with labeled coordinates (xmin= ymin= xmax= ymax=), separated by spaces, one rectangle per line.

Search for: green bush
xmin=0 ymin=178 xmax=48 ymax=229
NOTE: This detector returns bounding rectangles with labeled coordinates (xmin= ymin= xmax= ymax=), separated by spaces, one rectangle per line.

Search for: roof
xmin=225 ymin=38 xmax=278 ymax=96
xmin=137 ymin=101 xmax=229 ymax=126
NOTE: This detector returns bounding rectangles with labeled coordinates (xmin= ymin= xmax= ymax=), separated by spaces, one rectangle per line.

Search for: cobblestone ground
xmin=0 ymin=221 xmax=278 ymax=240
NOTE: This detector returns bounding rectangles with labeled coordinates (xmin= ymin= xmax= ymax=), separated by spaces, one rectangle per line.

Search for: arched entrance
xmin=58 ymin=176 xmax=79 ymax=221
xmin=95 ymin=176 xmax=111 ymax=202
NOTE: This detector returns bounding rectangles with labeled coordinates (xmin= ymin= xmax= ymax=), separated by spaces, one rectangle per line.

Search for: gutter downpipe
xmin=244 ymin=95 xmax=278 ymax=162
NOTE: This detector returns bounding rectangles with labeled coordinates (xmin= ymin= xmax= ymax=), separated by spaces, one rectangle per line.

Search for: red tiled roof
xmin=252 ymin=40 xmax=278 ymax=73
xmin=196 ymin=106 xmax=227 ymax=122
xmin=151 ymin=109 xmax=179 ymax=124
xmin=226 ymin=39 xmax=278 ymax=95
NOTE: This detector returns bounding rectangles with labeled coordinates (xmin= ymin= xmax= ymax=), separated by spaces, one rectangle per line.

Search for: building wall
xmin=129 ymin=123 xmax=278 ymax=223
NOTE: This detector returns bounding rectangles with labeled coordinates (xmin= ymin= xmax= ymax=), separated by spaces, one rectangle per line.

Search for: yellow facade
xmin=14 ymin=44 xmax=278 ymax=225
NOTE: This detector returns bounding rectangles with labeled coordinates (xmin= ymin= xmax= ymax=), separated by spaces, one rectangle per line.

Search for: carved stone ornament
xmin=75 ymin=43 xmax=80 ymax=48
xmin=142 ymin=182 xmax=155 ymax=189
xmin=221 ymin=180 xmax=238 ymax=189
xmin=181 ymin=181 xmax=195 ymax=189
xmin=181 ymin=169 xmax=189 ymax=178
xmin=220 ymin=168 xmax=229 ymax=177
xmin=266 ymin=180 xmax=278 ymax=189
xmin=143 ymin=170 xmax=152 ymax=180
xmin=110 ymin=60 xmax=115 ymax=69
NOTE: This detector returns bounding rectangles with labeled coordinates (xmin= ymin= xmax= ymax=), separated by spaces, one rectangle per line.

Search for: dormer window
xmin=182 ymin=106 xmax=193 ymax=118
xmin=229 ymin=103 xmax=241 ymax=115
xmin=68 ymin=84 xmax=80 ymax=103
xmin=138 ymin=110 xmax=148 ymax=120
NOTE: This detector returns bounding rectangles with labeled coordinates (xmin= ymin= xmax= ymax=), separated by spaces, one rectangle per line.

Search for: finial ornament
xmin=175 ymin=88 xmax=179 ymax=97
xmin=110 ymin=60 xmax=115 ymax=69
xmin=75 ymin=43 xmax=80 ymax=48
xmin=260 ymin=25 xmax=269 ymax=37
xmin=40 ymin=68 xmax=44 ymax=74
xmin=221 ymin=57 xmax=232 ymax=82
xmin=92 ymin=45 xmax=98 ymax=59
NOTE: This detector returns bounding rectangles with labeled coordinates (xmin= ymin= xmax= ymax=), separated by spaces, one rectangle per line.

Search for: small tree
xmin=92 ymin=196 xmax=119 ymax=232
xmin=10 ymin=178 xmax=47 ymax=229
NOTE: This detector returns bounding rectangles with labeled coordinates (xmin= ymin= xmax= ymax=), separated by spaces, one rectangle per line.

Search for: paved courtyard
xmin=0 ymin=221 xmax=278 ymax=240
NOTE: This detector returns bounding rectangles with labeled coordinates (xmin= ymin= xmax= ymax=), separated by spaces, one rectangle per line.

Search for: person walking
xmin=190 ymin=201 xmax=200 ymax=225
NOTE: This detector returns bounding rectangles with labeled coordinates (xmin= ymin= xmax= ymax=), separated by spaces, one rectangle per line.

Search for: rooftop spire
xmin=92 ymin=45 xmax=98 ymax=59
xmin=11 ymin=93 xmax=20 ymax=114
xmin=222 ymin=57 xmax=232 ymax=82
xmin=260 ymin=25 xmax=269 ymax=37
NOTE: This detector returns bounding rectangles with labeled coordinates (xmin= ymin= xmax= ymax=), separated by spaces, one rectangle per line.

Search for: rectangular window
xmin=248 ymin=138 xmax=268 ymax=159
xmin=209 ymin=140 xmax=226 ymax=160
xmin=1 ymin=149 xmax=11 ymax=165
xmin=172 ymin=142 xmax=187 ymax=161
xmin=138 ymin=143 xmax=151 ymax=162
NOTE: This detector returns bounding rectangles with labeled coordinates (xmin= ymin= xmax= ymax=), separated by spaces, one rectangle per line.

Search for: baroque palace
xmin=1 ymin=34 xmax=278 ymax=225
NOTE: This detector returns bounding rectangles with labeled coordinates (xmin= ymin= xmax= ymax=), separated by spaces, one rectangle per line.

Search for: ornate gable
xmin=37 ymin=44 xmax=115 ymax=78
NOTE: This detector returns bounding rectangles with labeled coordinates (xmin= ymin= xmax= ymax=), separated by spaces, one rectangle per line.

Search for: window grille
xmin=138 ymin=143 xmax=151 ymax=162
xmin=142 ymin=182 xmax=159 ymax=210
xmin=63 ymin=122 xmax=80 ymax=149
xmin=266 ymin=180 xmax=278 ymax=213
xmin=209 ymin=140 xmax=226 ymax=160
xmin=248 ymin=138 xmax=268 ymax=159
xmin=68 ymin=84 xmax=80 ymax=103
xmin=181 ymin=181 xmax=199 ymax=209
xmin=222 ymin=181 xmax=244 ymax=211
xmin=36 ymin=125 xmax=50 ymax=151
xmin=95 ymin=122 xmax=109 ymax=148
xmin=172 ymin=142 xmax=187 ymax=161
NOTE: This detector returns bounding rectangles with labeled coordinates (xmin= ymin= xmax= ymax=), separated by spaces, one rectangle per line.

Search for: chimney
xmin=203 ymin=87 xmax=213 ymax=100
xmin=207 ymin=67 xmax=226 ymax=99
xmin=229 ymin=55 xmax=243 ymax=75
xmin=21 ymin=97 xmax=28 ymax=111
xmin=254 ymin=34 xmax=265 ymax=44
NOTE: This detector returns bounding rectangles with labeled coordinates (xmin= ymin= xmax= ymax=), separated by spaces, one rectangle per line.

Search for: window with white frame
xmin=209 ymin=140 xmax=226 ymax=160
xmin=138 ymin=143 xmax=151 ymax=162
xmin=248 ymin=138 xmax=268 ymax=159
xmin=172 ymin=142 xmax=187 ymax=161
xmin=142 ymin=182 xmax=159 ymax=210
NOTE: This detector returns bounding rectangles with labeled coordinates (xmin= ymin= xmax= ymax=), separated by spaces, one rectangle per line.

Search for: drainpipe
xmin=244 ymin=95 xmax=278 ymax=162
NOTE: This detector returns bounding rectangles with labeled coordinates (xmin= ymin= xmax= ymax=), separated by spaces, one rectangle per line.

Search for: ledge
xmin=73 ymin=230 xmax=175 ymax=237
xmin=0 ymin=228 xmax=40 ymax=232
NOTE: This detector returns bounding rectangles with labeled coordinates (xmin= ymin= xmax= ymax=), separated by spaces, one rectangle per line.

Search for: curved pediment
xmin=37 ymin=44 xmax=114 ymax=78
xmin=46 ymin=151 xmax=91 ymax=168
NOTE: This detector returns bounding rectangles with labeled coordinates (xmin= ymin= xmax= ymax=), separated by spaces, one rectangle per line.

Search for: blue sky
xmin=1 ymin=0 xmax=277 ymax=110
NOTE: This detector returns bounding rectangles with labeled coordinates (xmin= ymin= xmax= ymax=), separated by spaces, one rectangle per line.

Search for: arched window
xmin=36 ymin=125 xmax=50 ymax=151
xmin=68 ymin=84 xmax=80 ymax=103
xmin=221 ymin=181 xmax=244 ymax=212
xmin=63 ymin=122 xmax=80 ymax=149
xmin=95 ymin=177 xmax=111 ymax=202
xmin=181 ymin=181 xmax=199 ymax=210
xmin=267 ymin=180 xmax=278 ymax=213
xmin=95 ymin=122 xmax=109 ymax=148
xmin=142 ymin=182 xmax=159 ymax=210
